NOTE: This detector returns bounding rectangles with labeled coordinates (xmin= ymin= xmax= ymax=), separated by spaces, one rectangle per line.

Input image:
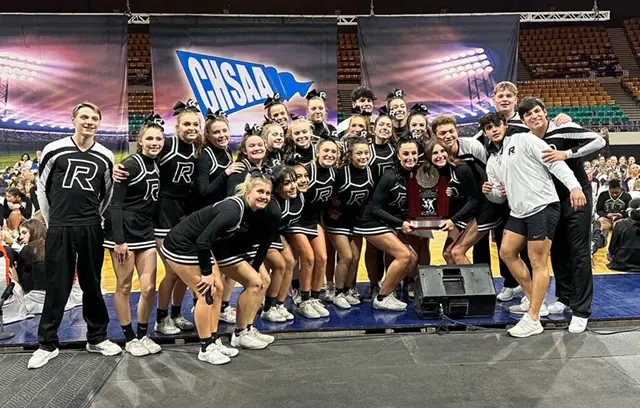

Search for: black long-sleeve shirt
xmin=608 ymin=218 xmax=640 ymax=272
xmin=362 ymin=166 xmax=410 ymax=229
xmin=447 ymin=162 xmax=483 ymax=224
xmin=2 ymin=197 xmax=33 ymax=223
xmin=16 ymin=245 xmax=46 ymax=293
xmin=196 ymin=145 xmax=233 ymax=206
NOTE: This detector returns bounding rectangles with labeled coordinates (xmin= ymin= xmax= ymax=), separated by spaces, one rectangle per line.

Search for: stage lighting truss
xmin=436 ymin=49 xmax=493 ymax=81
xmin=0 ymin=52 xmax=41 ymax=82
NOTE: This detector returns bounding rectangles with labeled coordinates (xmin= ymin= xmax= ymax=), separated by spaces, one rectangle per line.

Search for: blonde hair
xmin=72 ymin=102 xmax=102 ymax=120
xmin=493 ymin=81 xmax=518 ymax=96
xmin=260 ymin=122 xmax=284 ymax=143
xmin=234 ymin=173 xmax=273 ymax=197
xmin=175 ymin=110 xmax=204 ymax=157
xmin=633 ymin=178 xmax=640 ymax=192
xmin=136 ymin=123 xmax=164 ymax=154
xmin=204 ymin=115 xmax=230 ymax=146
xmin=315 ymin=139 xmax=340 ymax=169
xmin=288 ymin=118 xmax=313 ymax=137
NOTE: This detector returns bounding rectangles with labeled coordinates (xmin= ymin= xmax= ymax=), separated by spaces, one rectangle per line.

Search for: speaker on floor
xmin=414 ymin=264 xmax=496 ymax=319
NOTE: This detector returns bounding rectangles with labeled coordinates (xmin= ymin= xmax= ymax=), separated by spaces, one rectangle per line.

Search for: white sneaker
xmin=508 ymin=313 xmax=543 ymax=338
xmin=198 ymin=346 xmax=230 ymax=365
xmin=261 ymin=307 xmax=286 ymax=322
xmin=345 ymin=288 xmax=361 ymax=305
xmin=250 ymin=326 xmax=275 ymax=344
xmin=310 ymin=298 xmax=330 ymax=317
xmin=333 ymin=292 xmax=352 ymax=309
xmin=508 ymin=298 xmax=550 ymax=317
xmin=86 ymin=340 xmax=123 ymax=356
xmin=298 ymin=300 xmax=321 ymax=318
xmin=172 ymin=314 xmax=195 ymax=330
xmin=231 ymin=329 xmax=268 ymax=350
xmin=139 ymin=336 xmax=162 ymax=354
xmin=373 ymin=294 xmax=407 ymax=312
xmin=27 ymin=348 xmax=59 ymax=369
xmin=290 ymin=289 xmax=302 ymax=306
xmin=547 ymin=301 xmax=570 ymax=315
xmin=497 ymin=286 xmax=522 ymax=302
xmin=213 ymin=338 xmax=239 ymax=357
xmin=276 ymin=304 xmax=294 ymax=321
xmin=407 ymin=282 xmax=416 ymax=299
xmin=325 ymin=282 xmax=335 ymax=303
xmin=568 ymin=316 xmax=588 ymax=333
xmin=154 ymin=316 xmax=181 ymax=335
xmin=219 ymin=306 xmax=237 ymax=324
xmin=125 ymin=339 xmax=150 ymax=357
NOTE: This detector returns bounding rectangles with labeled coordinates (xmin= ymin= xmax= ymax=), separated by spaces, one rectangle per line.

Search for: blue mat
xmin=3 ymin=274 xmax=640 ymax=347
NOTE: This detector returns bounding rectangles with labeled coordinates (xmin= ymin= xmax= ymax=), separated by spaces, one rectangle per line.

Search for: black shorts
xmin=505 ymin=202 xmax=561 ymax=241
xmin=154 ymin=197 xmax=189 ymax=238
xmin=475 ymin=200 xmax=507 ymax=232
xmin=103 ymin=209 xmax=156 ymax=250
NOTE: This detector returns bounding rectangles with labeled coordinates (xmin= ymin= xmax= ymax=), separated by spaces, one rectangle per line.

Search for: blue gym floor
xmin=2 ymin=274 xmax=640 ymax=347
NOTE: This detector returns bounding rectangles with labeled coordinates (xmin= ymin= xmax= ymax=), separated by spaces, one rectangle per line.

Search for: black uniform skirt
xmin=103 ymin=209 xmax=156 ymax=250
xmin=153 ymin=196 xmax=189 ymax=238
xmin=353 ymin=216 xmax=398 ymax=236
xmin=323 ymin=212 xmax=356 ymax=236
xmin=475 ymin=199 xmax=507 ymax=232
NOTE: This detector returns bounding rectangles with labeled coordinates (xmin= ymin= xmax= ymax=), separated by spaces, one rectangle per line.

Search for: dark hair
xmin=236 ymin=133 xmax=264 ymax=162
xmin=406 ymin=112 xmax=434 ymax=140
xmin=350 ymin=86 xmax=376 ymax=102
xmin=6 ymin=187 xmax=25 ymax=201
xmin=21 ymin=153 xmax=31 ymax=161
xmin=271 ymin=165 xmax=298 ymax=195
xmin=423 ymin=138 xmax=461 ymax=170
xmin=20 ymin=218 xmax=47 ymax=262
xmin=479 ymin=112 xmax=507 ymax=130
xmin=373 ymin=115 xmax=398 ymax=144
xmin=629 ymin=198 xmax=640 ymax=221
xmin=609 ymin=179 xmax=621 ymax=189
xmin=517 ymin=97 xmax=546 ymax=119
xmin=342 ymin=137 xmax=370 ymax=166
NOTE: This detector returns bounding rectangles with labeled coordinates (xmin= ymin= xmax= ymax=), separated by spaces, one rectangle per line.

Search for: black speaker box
xmin=414 ymin=264 xmax=496 ymax=319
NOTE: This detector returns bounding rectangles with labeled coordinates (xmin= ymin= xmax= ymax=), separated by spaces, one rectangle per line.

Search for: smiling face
xmin=493 ymin=88 xmax=518 ymax=116
xmin=139 ymin=127 xmax=165 ymax=158
xmin=207 ymin=119 xmax=230 ymax=149
xmin=278 ymin=174 xmax=298 ymax=200
xmin=269 ymin=104 xmax=290 ymax=128
xmin=72 ymin=106 xmax=101 ymax=138
xmin=290 ymin=122 xmax=312 ymax=149
xmin=293 ymin=165 xmax=309 ymax=193
xmin=351 ymin=143 xmax=371 ymax=168
xmin=244 ymin=135 xmax=266 ymax=163
xmin=317 ymin=140 xmax=338 ymax=168
xmin=434 ymin=123 xmax=458 ymax=148
xmin=397 ymin=141 xmax=419 ymax=170
xmin=353 ymin=97 xmax=374 ymax=114
xmin=246 ymin=180 xmax=272 ymax=210
xmin=389 ymin=98 xmax=407 ymax=122
xmin=264 ymin=124 xmax=285 ymax=151
xmin=349 ymin=116 xmax=367 ymax=135
xmin=429 ymin=142 xmax=449 ymax=168
xmin=374 ymin=116 xmax=393 ymax=141
xmin=522 ymin=105 xmax=549 ymax=134
xmin=176 ymin=111 xmax=201 ymax=144
xmin=307 ymin=98 xmax=327 ymax=124
xmin=409 ymin=115 xmax=428 ymax=139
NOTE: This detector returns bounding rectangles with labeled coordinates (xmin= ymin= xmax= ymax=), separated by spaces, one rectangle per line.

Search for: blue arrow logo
xmin=176 ymin=50 xmax=314 ymax=115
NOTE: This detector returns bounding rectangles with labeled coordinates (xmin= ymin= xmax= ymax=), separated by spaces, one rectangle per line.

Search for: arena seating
xmin=338 ymin=33 xmax=361 ymax=84
xmin=622 ymin=77 xmax=640 ymax=105
xmin=128 ymin=90 xmax=154 ymax=135
xmin=128 ymin=33 xmax=152 ymax=86
xmin=624 ymin=19 xmax=640 ymax=63
xmin=517 ymin=79 xmax=631 ymax=126
xmin=519 ymin=26 xmax=619 ymax=79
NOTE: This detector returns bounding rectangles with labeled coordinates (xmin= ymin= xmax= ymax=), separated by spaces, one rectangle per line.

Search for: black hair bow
xmin=378 ymin=106 xmax=399 ymax=119
xmin=173 ymin=99 xmax=200 ymax=115
xmin=264 ymin=93 xmax=283 ymax=109
xmin=206 ymin=108 xmax=227 ymax=120
xmin=143 ymin=113 xmax=165 ymax=130
xmin=410 ymin=103 xmax=430 ymax=115
xmin=386 ymin=89 xmax=406 ymax=101
xmin=306 ymin=89 xmax=327 ymax=101
xmin=244 ymin=123 xmax=263 ymax=136
xmin=249 ymin=165 xmax=275 ymax=181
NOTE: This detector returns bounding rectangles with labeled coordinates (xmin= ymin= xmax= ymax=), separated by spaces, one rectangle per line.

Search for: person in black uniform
xmin=364 ymin=114 xmax=396 ymax=298
xmin=264 ymin=93 xmax=291 ymax=133
xmin=306 ymin=89 xmax=337 ymax=143
xmin=325 ymin=137 xmax=375 ymax=309
xmin=285 ymin=139 xmax=338 ymax=319
xmin=405 ymin=103 xmax=432 ymax=142
xmin=386 ymin=89 xmax=409 ymax=135
xmin=261 ymin=165 xmax=301 ymax=322
xmin=607 ymin=197 xmax=640 ymax=271
xmin=161 ymin=172 xmax=281 ymax=360
xmin=196 ymin=109 xmax=243 ymax=207
xmin=29 ymin=102 xmax=122 ymax=369
xmin=262 ymin=122 xmax=285 ymax=167
xmin=103 ymin=114 xmax=164 ymax=357
xmin=422 ymin=139 xmax=483 ymax=264
xmin=226 ymin=127 xmax=267 ymax=196
xmin=355 ymin=137 xmax=419 ymax=312
xmin=283 ymin=118 xmax=316 ymax=165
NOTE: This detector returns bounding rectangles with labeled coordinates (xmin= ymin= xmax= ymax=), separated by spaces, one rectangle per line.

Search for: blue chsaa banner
xmin=150 ymin=17 xmax=337 ymax=137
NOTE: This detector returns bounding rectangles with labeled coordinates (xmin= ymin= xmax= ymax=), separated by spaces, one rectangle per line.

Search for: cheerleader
xmin=160 ymin=172 xmax=281 ymax=361
xmin=104 ymin=114 xmax=164 ymax=356
xmin=364 ymin=114 xmax=397 ymax=297
xmin=195 ymin=109 xmax=242 ymax=207
xmin=284 ymin=140 xmax=338 ymax=318
xmin=354 ymin=137 xmax=419 ymax=311
xmin=336 ymin=86 xmax=376 ymax=135
xmin=284 ymin=118 xmax=316 ymax=164
xmin=288 ymin=162 xmax=311 ymax=304
xmin=324 ymin=137 xmax=375 ymax=309
xmin=113 ymin=100 xmax=202 ymax=335
xmin=338 ymin=111 xmax=370 ymax=142
xmin=406 ymin=103 xmax=432 ymax=142
xmin=261 ymin=165 xmax=302 ymax=322
xmin=264 ymin=93 xmax=291 ymax=132
xmin=306 ymin=89 xmax=337 ymax=142
xmin=262 ymin=122 xmax=285 ymax=167
xmin=386 ymin=89 xmax=409 ymax=135
xmin=422 ymin=139 xmax=483 ymax=264
xmin=226 ymin=126 xmax=266 ymax=195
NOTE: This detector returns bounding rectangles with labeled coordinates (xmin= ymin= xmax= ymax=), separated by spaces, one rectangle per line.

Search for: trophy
xmin=407 ymin=164 xmax=450 ymax=230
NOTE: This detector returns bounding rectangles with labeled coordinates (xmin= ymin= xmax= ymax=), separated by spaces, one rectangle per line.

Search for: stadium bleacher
xmin=127 ymin=33 xmax=152 ymax=86
xmin=624 ymin=18 xmax=640 ymax=65
xmin=622 ymin=76 xmax=640 ymax=105
xmin=338 ymin=33 xmax=360 ymax=84
xmin=128 ymin=89 xmax=154 ymax=135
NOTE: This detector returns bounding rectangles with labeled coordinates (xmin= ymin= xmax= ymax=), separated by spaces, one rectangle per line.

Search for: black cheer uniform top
xmin=357 ymin=165 xmax=410 ymax=231
xmin=368 ymin=142 xmax=396 ymax=182
xmin=196 ymin=144 xmax=233 ymax=207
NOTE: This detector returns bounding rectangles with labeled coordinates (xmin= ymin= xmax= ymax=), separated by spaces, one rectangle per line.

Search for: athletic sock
xmin=264 ymin=296 xmax=277 ymax=312
xmin=336 ymin=287 xmax=346 ymax=295
xmin=156 ymin=308 xmax=168 ymax=324
xmin=376 ymin=294 xmax=386 ymax=302
xmin=291 ymin=279 xmax=300 ymax=290
xmin=200 ymin=337 xmax=213 ymax=353
xmin=121 ymin=323 xmax=136 ymax=342
xmin=276 ymin=300 xmax=285 ymax=306
xmin=311 ymin=290 xmax=321 ymax=299
xmin=212 ymin=332 xmax=220 ymax=342
xmin=170 ymin=305 xmax=182 ymax=319
xmin=301 ymin=291 xmax=311 ymax=301
xmin=136 ymin=323 xmax=149 ymax=339
xmin=193 ymin=297 xmax=198 ymax=308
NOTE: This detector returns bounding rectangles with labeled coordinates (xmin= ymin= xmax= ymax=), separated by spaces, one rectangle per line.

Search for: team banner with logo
xmin=150 ymin=17 xmax=337 ymax=144
xmin=358 ymin=15 xmax=519 ymax=128
xmin=0 ymin=15 xmax=128 ymax=169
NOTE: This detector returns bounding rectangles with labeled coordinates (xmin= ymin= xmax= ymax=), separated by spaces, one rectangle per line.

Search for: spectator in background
xmin=592 ymin=179 xmax=632 ymax=254
xmin=608 ymin=198 xmax=640 ymax=272
xmin=15 ymin=219 xmax=47 ymax=314
xmin=16 ymin=153 xmax=33 ymax=173
xmin=626 ymin=164 xmax=639 ymax=192
xmin=630 ymin=178 xmax=640 ymax=200
xmin=3 ymin=187 xmax=32 ymax=230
